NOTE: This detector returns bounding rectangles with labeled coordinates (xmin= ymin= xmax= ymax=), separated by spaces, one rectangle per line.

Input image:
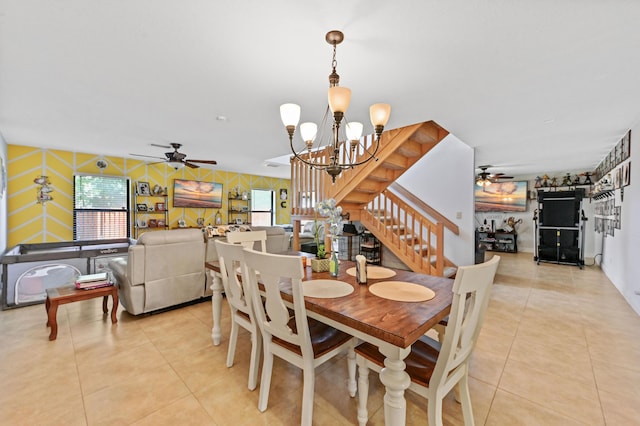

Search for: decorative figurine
xmin=534 ymin=176 xmax=542 ymax=188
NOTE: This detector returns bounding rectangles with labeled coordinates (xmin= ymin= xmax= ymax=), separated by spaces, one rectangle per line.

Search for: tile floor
xmin=1 ymin=252 xmax=639 ymax=425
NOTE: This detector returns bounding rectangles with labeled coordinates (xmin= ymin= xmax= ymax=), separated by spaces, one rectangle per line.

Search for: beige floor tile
xmin=131 ymin=394 xmax=216 ymax=425
xmin=486 ymin=389 xmax=586 ymax=426
xmin=499 ymin=358 xmax=604 ymax=425
xmin=598 ymin=388 xmax=640 ymax=425
xmin=84 ymin=364 xmax=191 ymax=425
xmin=508 ymin=334 xmax=595 ymax=385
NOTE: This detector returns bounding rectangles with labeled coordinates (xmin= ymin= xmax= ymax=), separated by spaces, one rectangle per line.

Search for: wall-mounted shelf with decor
xmin=133 ymin=182 xmax=169 ymax=238
xmin=227 ymin=195 xmax=250 ymax=225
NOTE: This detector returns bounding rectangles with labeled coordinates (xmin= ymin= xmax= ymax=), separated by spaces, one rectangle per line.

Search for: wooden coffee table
xmin=45 ymin=284 xmax=118 ymax=340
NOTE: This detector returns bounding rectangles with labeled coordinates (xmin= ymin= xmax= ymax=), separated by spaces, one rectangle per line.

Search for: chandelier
xmin=279 ymin=30 xmax=391 ymax=182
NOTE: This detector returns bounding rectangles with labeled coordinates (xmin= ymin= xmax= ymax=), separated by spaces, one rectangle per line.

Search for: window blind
xmin=73 ymin=175 xmax=130 ymax=240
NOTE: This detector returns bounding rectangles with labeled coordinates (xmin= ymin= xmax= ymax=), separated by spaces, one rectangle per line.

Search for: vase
xmin=311 ymin=257 xmax=330 ymax=272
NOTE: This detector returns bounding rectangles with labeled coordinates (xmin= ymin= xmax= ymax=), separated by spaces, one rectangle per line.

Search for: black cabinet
xmin=477 ymin=231 xmax=518 ymax=253
xmin=535 ymin=189 xmax=585 ymax=268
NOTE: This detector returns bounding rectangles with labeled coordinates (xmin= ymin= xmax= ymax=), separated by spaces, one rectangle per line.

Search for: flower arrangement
xmin=313 ymin=198 xmax=343 ymax=257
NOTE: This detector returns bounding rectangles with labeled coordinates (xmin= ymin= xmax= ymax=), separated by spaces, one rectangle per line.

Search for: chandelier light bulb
xmin=328 ymin=86 xmax=352 ymax=114
xmin=369 ymin=103 xmax=391 ymax=127
xmin=280 ymin=103 xmax=301 ymax=127
xmin=300 ymin=122 xmax=318 ymax=144
xmin=345 ymin=122 xmax=363 ymax=141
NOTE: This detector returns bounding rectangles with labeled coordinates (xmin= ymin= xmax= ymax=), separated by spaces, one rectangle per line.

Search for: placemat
xmin=302 ymin=280 xmax=354 ymax=298
xmin=345 ymin=266 xmax=396 ymax=279
xmin=368 ymin=281 xmax=435 ymax=302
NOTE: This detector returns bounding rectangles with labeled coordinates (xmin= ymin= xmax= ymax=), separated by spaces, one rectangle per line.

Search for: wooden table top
xmin=206 ymin=253 xmax=454 ymax=348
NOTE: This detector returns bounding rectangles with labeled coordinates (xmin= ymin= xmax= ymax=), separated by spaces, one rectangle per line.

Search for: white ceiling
xmin=2 ymin=1 xmax=640 ymax=180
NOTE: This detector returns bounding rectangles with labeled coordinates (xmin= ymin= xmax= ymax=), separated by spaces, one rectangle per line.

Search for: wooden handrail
xmin=389 ymin=182 xmax=459 ymax=235
xmin=360 ymin=189 xmax=445 ymax=276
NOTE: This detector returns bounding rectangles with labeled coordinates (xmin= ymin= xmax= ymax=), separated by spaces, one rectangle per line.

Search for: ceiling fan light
xmin=328 ymin=86 xmax=351 ymax=114
xmin=168 ymin=161 xmax=185 ymax=170
xmin=280 ymin=103 xmax=301 ymax=127
xmin=370 ymin=103 xmax=391 ymax=127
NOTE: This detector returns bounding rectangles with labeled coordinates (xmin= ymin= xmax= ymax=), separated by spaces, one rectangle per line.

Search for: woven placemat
xmin=302 ymin=280 xmax=354 ymax=298
xmin=345 ymin=266 xmax=396 ymax=279
xmin=368 ymin=281 xmax=435 ymax=302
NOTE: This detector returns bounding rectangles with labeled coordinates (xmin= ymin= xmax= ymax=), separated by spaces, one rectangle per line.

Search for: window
xmin=251 ymin=189 xmax=274 ymax=226
xmin=74 ymin=175 xmax=130 ymax=240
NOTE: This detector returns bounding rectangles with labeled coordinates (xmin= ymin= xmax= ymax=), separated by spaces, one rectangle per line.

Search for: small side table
xmin=45 ymin=284 xmax=118 ymax=341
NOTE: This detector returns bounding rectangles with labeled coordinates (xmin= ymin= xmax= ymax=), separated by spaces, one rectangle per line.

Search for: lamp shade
xmin=345 ymin=122 xmax=363 ymax=141
xmin=300 ymin=122 xmax=318 ymax=143
xmin=280 ymin=103 xmax=301 ymax=127
xmin=328 ymin=86 xmax=351 ymax=114
xmin=369 ymin=103 xmax=391 ymax=126
xmin=168 ymin=161 xmax=185 ymax=170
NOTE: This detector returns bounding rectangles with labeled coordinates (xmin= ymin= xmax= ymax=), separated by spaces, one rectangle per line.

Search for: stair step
xmin=443 ymin=267 xmax=457 ymax=278
xmin=399 ymin=234 xmax=416 ymax=242
xmin=386 ymin=224 xmax=405 ymax=232
xmin=424 ymin=255 xmax=438 ymax=264
xmin=412 ymin=244 xmax=430 ymax=253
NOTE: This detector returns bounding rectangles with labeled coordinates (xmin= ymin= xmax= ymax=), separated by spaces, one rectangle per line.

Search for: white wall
xmin=396 ymin=134 xmax=475 ymax=266
xmin=599 ymin=122 xmax=640 ymax=315
xmin=0 ymin=131 xmax=7 ymax=255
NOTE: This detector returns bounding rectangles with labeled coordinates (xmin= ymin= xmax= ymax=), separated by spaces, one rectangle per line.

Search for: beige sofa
xmin=109 ymin=226 xmax=290 ymax=315
xmin=109 ymin=228 xmax=206 ymax=315
xmin=298 ymin=221 xmax=323 ymax=245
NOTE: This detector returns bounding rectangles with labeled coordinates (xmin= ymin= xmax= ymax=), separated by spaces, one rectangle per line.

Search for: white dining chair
xmin=241 ymin=248 xmax=356 ymax=426
xmin=353 ymin=255 xmax=500 ymax=426
xmin=226 ymin=230 xmax=267 ymax=252
xmin=215 ymin=240 xmax=261 ymax=390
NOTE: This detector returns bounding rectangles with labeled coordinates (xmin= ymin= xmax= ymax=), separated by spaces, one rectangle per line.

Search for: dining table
xmin=205 ymin=251 xmax=454 ymax=426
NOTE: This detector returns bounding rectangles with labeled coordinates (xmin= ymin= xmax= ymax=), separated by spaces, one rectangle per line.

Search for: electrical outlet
xmin=456 ymin=212 xmax=462 ymax=219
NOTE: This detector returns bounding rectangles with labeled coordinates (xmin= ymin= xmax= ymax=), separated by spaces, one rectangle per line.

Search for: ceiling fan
xmin=476 ymin=165 xmax=513 ymax=187
xmin=130 ymin=143 xmax=217 ymax=169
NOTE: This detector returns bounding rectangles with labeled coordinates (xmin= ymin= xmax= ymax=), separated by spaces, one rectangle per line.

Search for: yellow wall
xmin=6 ymin=145 xmax=291 ymax=246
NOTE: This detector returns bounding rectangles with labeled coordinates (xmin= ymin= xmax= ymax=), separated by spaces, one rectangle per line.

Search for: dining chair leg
xmin=258 ymin=343 xmax=273 ymax=412
xmin=347 ymin=344 xmax=357 ymax=397
xmin=427 ymin=394 xmax=444 ymax=426
xmin=458 ymin=373 xmax=475 ymax=426
xmin=301 ymin=366 xmax=315 ymax=426
xmin=226 ymin=317 xmax=239 ymax=368
xmin=356 ymin=360 xmax=370 ymax=426
xmin=247 ymin=327 xmax=261 ymax=391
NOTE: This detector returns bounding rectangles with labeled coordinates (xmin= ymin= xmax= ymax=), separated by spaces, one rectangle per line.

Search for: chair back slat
xmin=215 ymin=240 xmax=252 ymax=314
xmin=227 ymin=230 xmax=267 ymax=252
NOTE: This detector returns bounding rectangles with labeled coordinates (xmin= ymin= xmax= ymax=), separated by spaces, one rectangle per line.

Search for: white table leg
xmin=209 ymin=270 xmax=224 ymax=346
xmin=378 ymin=345 xmax=411 ymax=426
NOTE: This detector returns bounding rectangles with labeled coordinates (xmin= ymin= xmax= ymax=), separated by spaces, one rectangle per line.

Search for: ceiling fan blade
xmin=151 ymin=143 xmax=172 ymax=149
xmin=184 ymin=161 xmax=200 ymax=169
xmin=130 ymin=153 xmax=166 ymax=160
xmin=186 ymin=159 xmax=218 ymax=165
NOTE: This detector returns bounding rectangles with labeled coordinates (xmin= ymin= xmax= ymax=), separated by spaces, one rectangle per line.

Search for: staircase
xmin=290 ymin=120 xmax=456 ymax=277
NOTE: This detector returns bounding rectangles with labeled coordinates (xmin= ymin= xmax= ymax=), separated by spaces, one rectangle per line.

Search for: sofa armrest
xmin=108 ymin=257 xmax=131 ymax=289
xmin=127 ymin=245 xmax=146 ymax=285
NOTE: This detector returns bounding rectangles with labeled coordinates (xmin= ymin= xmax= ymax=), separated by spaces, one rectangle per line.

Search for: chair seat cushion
xmin=355 ymin=335 xmax=441 ymax=388
xmin=273 ymin=317 xmax=352 ymax=358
